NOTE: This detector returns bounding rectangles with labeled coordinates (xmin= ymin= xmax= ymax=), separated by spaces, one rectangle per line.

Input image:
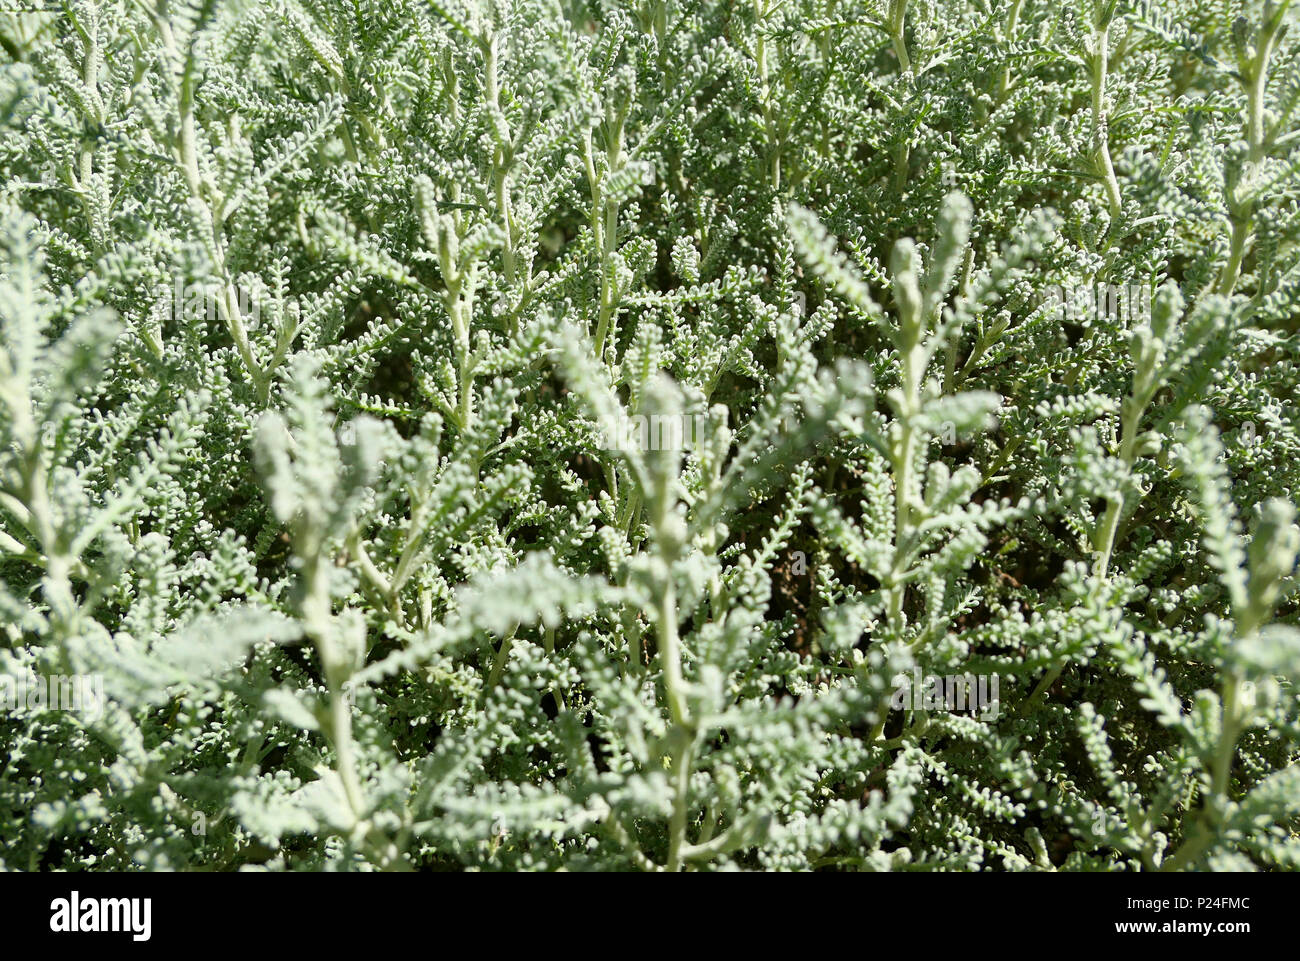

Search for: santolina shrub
xmin=0 ymin=0 xmax=1298 ymax=872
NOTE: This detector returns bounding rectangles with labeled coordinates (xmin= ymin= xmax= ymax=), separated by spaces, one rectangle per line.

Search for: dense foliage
xmin=1 ymin=0 xmax=1299 ymax=872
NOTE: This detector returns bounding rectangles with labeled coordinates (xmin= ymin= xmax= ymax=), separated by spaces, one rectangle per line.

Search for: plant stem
xmin=1089 ymin=12 xmax=1123 ymax=221
xmin=888 ymin=0 xmax=911 ymax=73
xmin=483 ymin=31 xmax=519 ymax=332
xmin=1161 ymin=671 xmax=1245 ymax=871
xmin=1215 ymin=0 xmax=1292 ymax=295
xmin=1092 ymin=399 xmax=1143 ymax=578
xmin=648 ymin=434 xmax=694 ymax=870
xmin=994 ymin=0 xmax=1024 ymax=102
xmin=886 ymin=308 xmax=924 ymax=632
xmin=156 ymin=8 xmax=268 ymax=400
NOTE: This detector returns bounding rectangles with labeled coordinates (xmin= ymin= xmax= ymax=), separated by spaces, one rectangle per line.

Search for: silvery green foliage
xmin=0 ymin=0 xmax=1298 ymax=871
